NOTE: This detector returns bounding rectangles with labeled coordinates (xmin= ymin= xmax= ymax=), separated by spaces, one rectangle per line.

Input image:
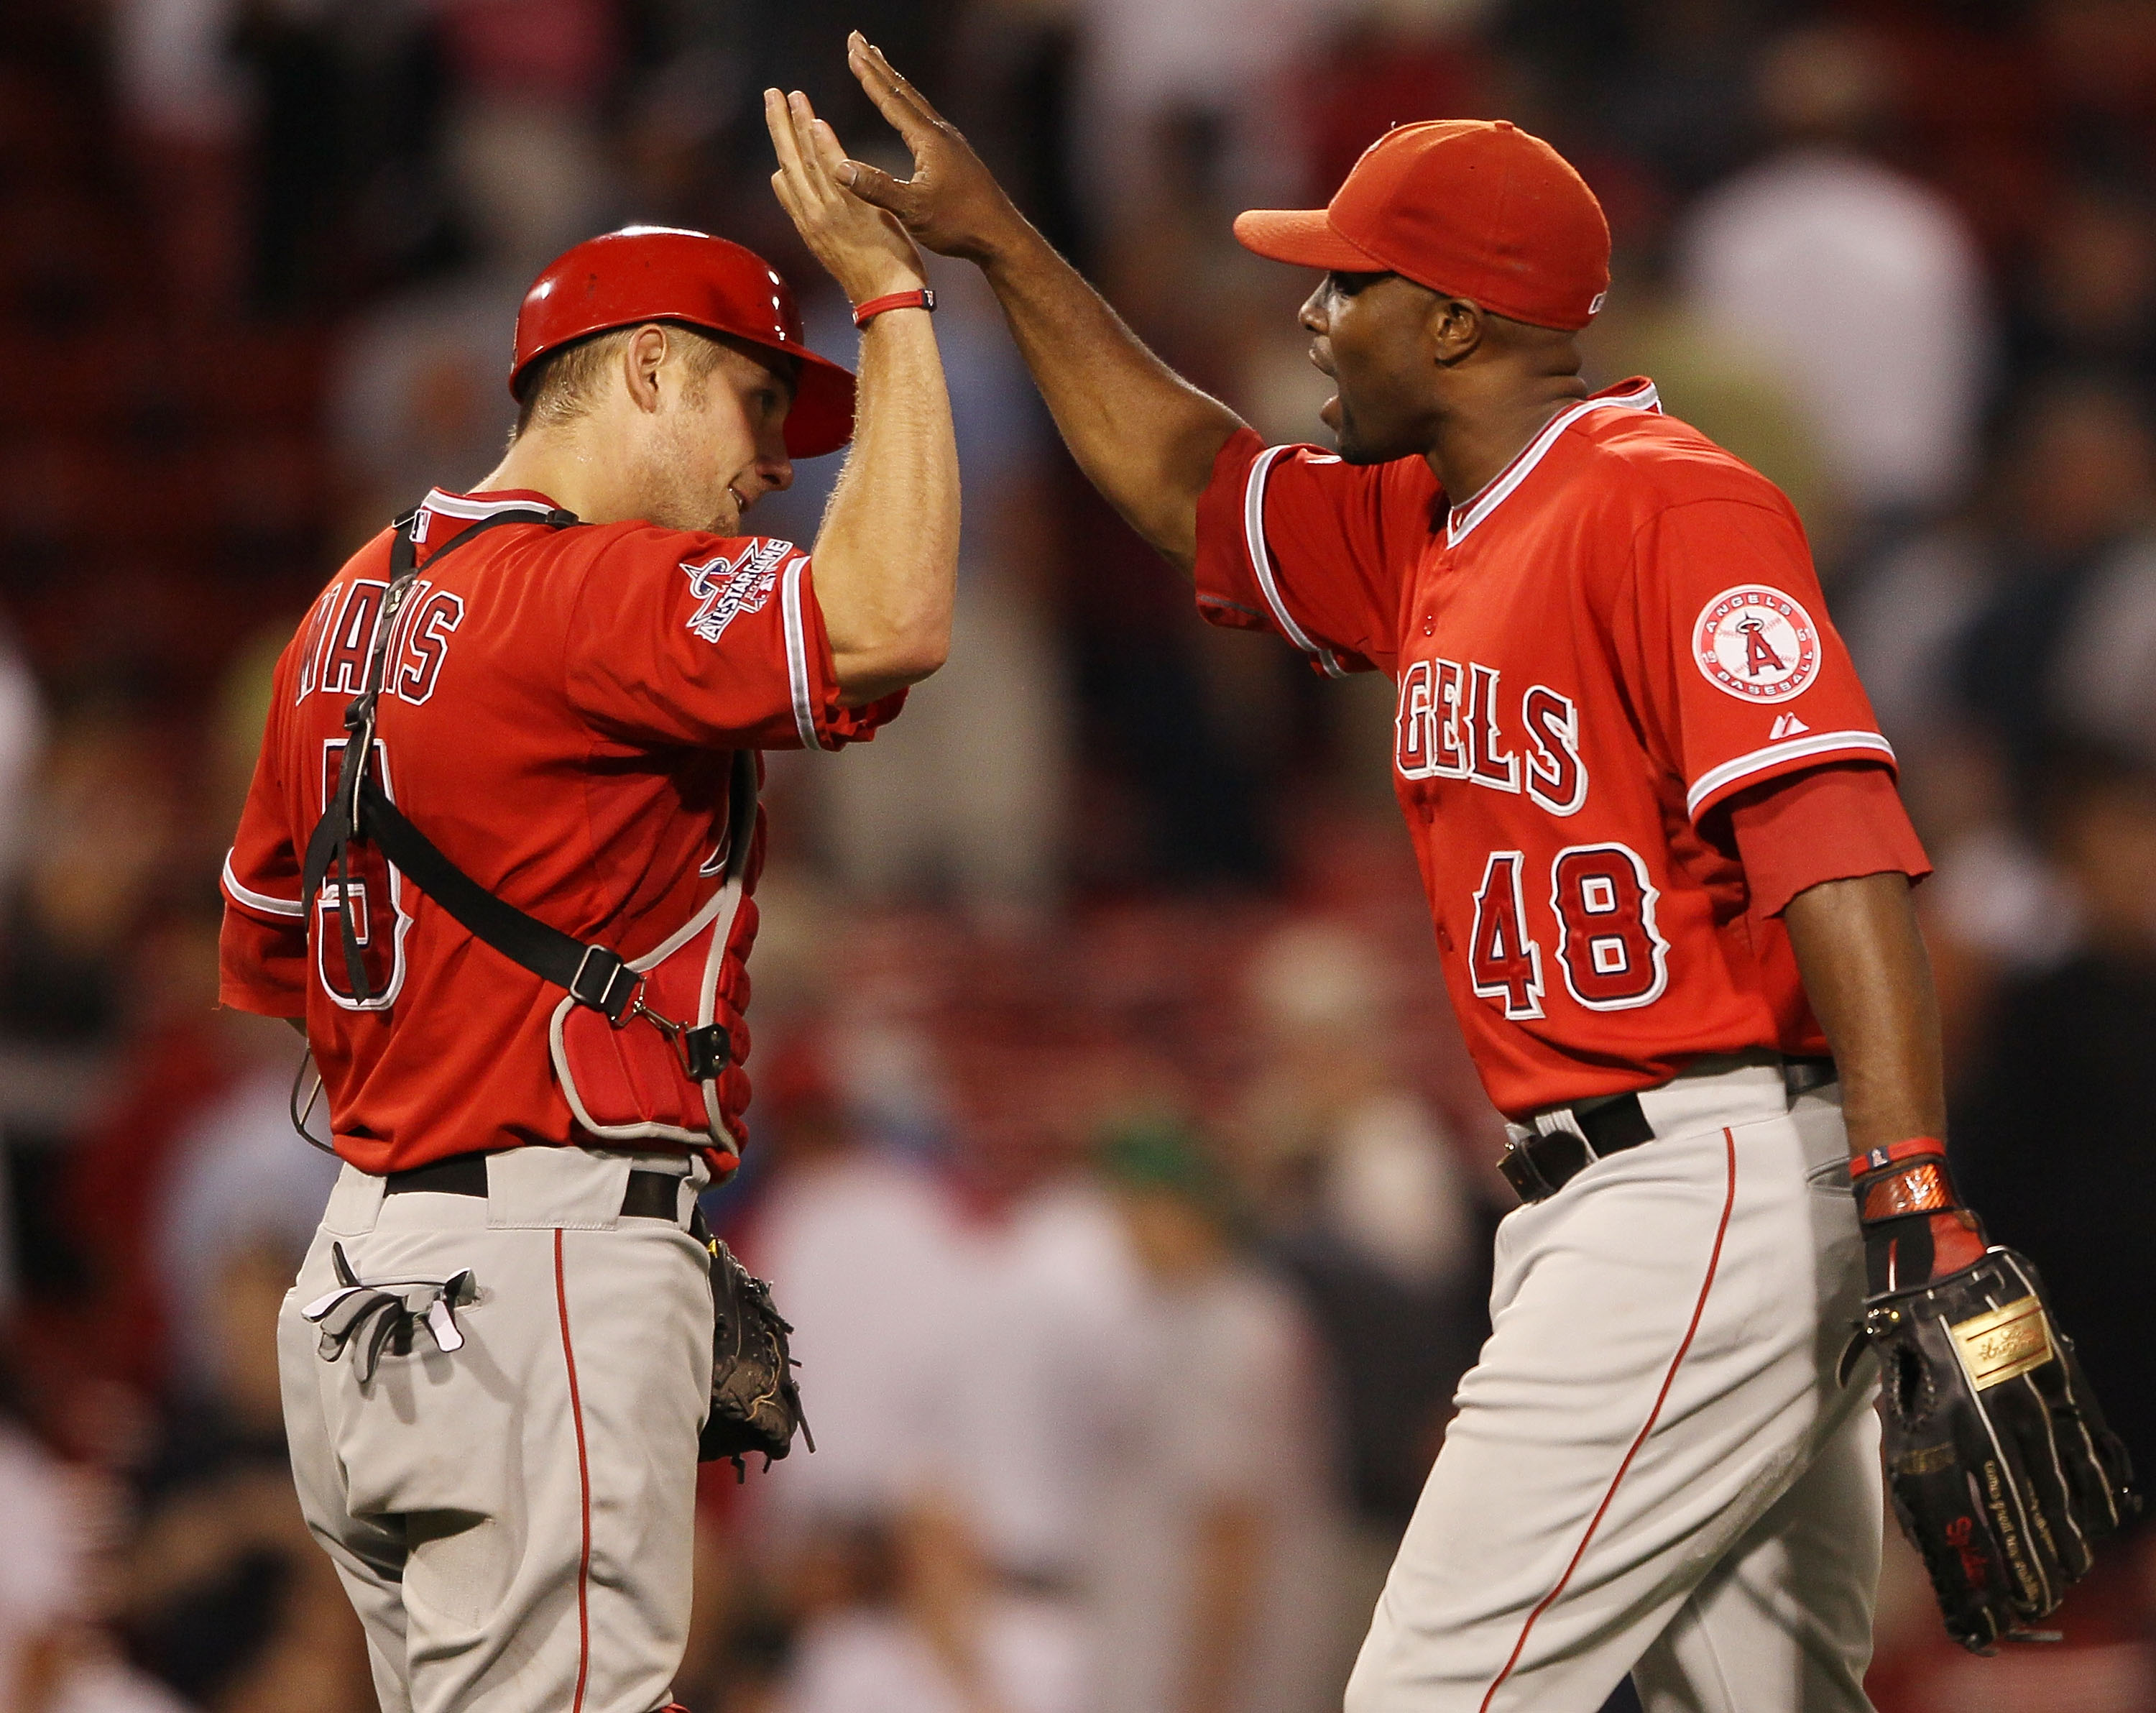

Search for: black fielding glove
xmin=1843 ymin=1138 xmax=2137 ymax=1652
xmin=696 ymin=1216 xmax=813 ymax=1476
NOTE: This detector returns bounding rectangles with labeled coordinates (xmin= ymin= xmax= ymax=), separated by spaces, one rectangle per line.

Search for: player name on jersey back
xmin=294 ymin=575 xmax=464 ymax=707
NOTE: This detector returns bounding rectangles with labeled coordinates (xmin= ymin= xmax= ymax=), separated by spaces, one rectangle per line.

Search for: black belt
xmin=383 ymin=1152 xmax=687 ymax=1221
xmin=1500 ymin=1057 xmax=1837 ymax=1205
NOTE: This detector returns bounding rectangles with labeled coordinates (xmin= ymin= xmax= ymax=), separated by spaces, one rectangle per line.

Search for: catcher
xmin=218 ymin=89 xmax=952 ymax=1713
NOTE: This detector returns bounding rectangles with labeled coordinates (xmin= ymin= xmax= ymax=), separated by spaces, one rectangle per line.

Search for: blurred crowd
xmin=3 ymin=1 xmax=2156 ymax=1711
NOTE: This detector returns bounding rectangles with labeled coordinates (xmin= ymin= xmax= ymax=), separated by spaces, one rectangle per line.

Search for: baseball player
xmin=217 ymin=91 xmax=955 ymax=1713
xmin=830 ymin=39 xmax=2132 ymax=1713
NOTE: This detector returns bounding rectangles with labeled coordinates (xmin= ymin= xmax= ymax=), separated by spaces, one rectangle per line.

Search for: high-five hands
xmin=818 ymin=29 xmax=1240 ymax=574
xmin=834 ymin=33 xmax=1028 ymax=265
xmin=762 ymin=85 xmax=924 ymax=306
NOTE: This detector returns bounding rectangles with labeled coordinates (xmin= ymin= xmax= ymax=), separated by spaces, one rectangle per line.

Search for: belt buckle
xmin=1782 ymin=1056 xmax=1838 ymax=1099
xmin=1499 ymin=1135 xmax=1557 ymax=1203
xmin=1501 ymin=1111 xmax=1606 ymax=1205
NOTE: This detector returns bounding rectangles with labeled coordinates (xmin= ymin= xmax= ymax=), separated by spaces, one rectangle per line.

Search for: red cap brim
xmin=1231 ymin=209 xmax=1388 ymax=272
xmin=509 ymin=319 xmax=860 ymax=459
xmin=783 ymin=349 xmax=855 ymax=459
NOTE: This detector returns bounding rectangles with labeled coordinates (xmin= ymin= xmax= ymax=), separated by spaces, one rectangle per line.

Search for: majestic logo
xmin=1693 ymin=584 xmax=1820 ymax=703
xmin=681 ymin=539 xmax=793 ymax=643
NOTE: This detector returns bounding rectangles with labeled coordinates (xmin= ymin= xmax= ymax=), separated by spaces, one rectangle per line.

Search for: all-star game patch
xmin=681 ymin=539 xmax=793 ymax=644
xmin=1692 ymin=584 xmax=1820 ymax=703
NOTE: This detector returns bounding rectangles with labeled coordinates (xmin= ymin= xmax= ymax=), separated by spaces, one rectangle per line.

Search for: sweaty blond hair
xmin=511 ymin=323 xmax=735 ymax=441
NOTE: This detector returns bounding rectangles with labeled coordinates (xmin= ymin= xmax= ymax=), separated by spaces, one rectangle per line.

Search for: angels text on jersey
xmin=1394 ymin=658 xmax=1588 ymax=814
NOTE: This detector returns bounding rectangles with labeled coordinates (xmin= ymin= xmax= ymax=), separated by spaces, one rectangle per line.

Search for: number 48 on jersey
xmin=1470 ymin=844 xmax=1670 ymax=1019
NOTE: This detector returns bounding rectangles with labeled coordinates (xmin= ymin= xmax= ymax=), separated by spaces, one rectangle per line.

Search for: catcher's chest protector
xmin=550 ymin=757 xmax=755 ymax=1154
xmin=303 ymin=504 xmax=755 ymax=1160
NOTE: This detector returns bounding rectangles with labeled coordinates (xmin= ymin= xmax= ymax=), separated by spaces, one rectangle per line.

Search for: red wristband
xmin=1850 ymin=1137 xmax=1987 ymax=1287
xmin=1850 ymin=1136 xmax=1963 ymax=1224
xmin=1848 ymin=1136 xmax=1948 ymax=1180
xmin=852 ymin=288 xmax=936 ymax=328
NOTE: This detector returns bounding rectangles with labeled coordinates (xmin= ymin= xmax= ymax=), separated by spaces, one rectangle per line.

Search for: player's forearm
xmin=813 ymin=308 xmax=959 ymax=704
xmin=977 ymin=220 xmax=1244 ymax=574
xmin=1782 ymin=871 xmax=1947 ymax=1156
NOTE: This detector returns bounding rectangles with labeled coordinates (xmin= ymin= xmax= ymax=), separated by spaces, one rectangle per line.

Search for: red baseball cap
xmin=1234 ymin=120 xmax=1610 ymax=331
xmin=512 ymin=226 xmax=857 ymax=458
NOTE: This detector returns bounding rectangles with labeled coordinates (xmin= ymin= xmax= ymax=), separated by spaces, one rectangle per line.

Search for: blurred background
xmin=2 ymin=0 xmax=2155 ymax=1709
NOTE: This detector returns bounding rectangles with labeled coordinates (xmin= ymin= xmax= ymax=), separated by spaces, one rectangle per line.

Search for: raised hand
xmin=763 ymin=86 xmax=924 ymax=306
xmin=837 ymin=32 xmax=1028 ymax=265
xmin=827 ymin=30 xmax=1242 ymax=573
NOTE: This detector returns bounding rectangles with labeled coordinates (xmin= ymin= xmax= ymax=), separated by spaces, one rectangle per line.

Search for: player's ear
xmin=623 ymin=324 xmax=671 ymax=415
xmin=1427 ymin=295 xmax=1485 ymax=367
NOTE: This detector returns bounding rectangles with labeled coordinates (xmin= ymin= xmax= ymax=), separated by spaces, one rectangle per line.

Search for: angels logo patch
xmin=1693 ymin=584 xmax=1820 ymax=702
xmin=681 ymin=539 xmax=794 ymax=643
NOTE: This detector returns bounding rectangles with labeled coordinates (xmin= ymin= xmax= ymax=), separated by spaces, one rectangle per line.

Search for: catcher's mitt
xmin=698 ymin=1224 xmax=813 ymax=1475
xmin=1846 ymin=1244 xmax=2137 ymax=1652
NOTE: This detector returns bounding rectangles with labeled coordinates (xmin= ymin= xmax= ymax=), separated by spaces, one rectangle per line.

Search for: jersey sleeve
xmin=1192 ymin=426 xmax=1435 ymax=677
xmin=219 ymin=699 xmax=308 ymax=1018
xmin=1626 ymin=494 xmax=1895 ymax=824
xmin=564 ymin=528 xmax=906 ymax=750
xmin=1726 ymin=761 xmax=1932 ymax=917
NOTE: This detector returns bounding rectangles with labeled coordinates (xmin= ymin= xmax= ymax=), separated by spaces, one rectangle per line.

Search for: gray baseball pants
xmin=1345 ymin=1061 xmax=1881 ymax=1713
xmin=278 ymin=1146 xmax=713 ymax=1713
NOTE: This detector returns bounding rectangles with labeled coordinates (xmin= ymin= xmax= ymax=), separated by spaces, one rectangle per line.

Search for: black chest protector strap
xmin=298 ymin=505 xmax=660 ymax=1024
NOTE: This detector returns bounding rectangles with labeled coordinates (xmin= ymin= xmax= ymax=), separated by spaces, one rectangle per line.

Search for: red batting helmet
xmin=511 ymin=226 xmax=857 ymax=458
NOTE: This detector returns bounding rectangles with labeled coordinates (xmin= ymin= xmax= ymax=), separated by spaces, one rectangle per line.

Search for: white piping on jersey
xmin=419 ymin=488 xmax=553 ymax=522
xmin=222 ymin=852 xmax=305 ymax=917
xmin=1445 ymin=380 xmax=1662 ymax=548
xmin=780 ymin=555 xmax=821 ymax=750
xmin=1243 ymin=444 xmax=1348 ymax=679
xmin=1685 ymin=729 xmax=1895 ymax=819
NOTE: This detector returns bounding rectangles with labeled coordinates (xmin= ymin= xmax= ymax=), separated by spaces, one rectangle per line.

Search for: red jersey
xmin=1195 ymin=379 xmax=1911 ymax=1119
xmin=220 ymin=487 xmax=900 ymax=1172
